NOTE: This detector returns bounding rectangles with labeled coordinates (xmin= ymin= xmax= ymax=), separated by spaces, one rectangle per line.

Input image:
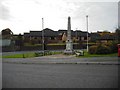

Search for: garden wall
xmin=2 ymin=44 xmax=93 ymax=52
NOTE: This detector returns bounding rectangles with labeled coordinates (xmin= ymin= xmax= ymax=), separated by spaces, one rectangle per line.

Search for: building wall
xmin=0 ymin=39 xmax=11 ymax=46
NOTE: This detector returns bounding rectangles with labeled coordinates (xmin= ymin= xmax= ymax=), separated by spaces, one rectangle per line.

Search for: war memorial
xmin=64 ymin=17 xmax=74 ymax=54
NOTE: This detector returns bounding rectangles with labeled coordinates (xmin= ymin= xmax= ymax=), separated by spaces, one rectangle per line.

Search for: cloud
xmin=67 ymin=2 xmax=118 ymax=32
xmin=0 ymin=0 xmax=118 ymax=34
xmin=118 ymin=1 xmax=120 ymax=27
xmin=0 ymin=0 xmax=11 ymax=20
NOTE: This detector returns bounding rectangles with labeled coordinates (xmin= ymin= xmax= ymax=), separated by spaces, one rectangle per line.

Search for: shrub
xmin=103 ymin=41 xmax=118 ymax=53
xmin=89 ymin=45 xmax=97 ymax=54
xmin=96 ymin=44 xmax=111 ymax=54
xmin=89 ymin=41 xmax=118 ymax=55
xmin=108 ymin=41 xmax=118 ymax=53
xmin=34 ymin=52 xmax=43 ymax=57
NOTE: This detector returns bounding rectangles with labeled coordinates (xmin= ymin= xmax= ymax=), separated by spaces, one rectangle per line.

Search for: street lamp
xmin=86 ymin=15 xmax=89 ymax=52
xmin=75 ymin=28 xmax=78 ymax=39
xmin=76 ymin=28 xmax=78 ymax=50
xmin=42 ymin=18 xmax=44 ymax=55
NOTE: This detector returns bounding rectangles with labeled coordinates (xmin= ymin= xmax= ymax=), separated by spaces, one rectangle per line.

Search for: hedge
xmin=89 ymin=43 xmax=116 ymax=54
xmin=96 ymin=44 xmax=111 ymax=54
xmin=89 ymin=45 xmax=97 ymax=54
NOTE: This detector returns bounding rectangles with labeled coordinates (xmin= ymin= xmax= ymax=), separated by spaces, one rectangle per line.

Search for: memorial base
xmin=63 ymin=49 xmax=75 ymax=55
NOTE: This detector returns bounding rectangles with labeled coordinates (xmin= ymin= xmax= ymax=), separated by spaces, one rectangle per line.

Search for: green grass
xmin=24 ymin=43 xmax=42 ymax=46
xmin=47 ymin=43 xmax=80 ymax=46
xmin=2 ymin=50 xmax=118 ymax=58
xmin=50 ymin=51 xmax=62 ymax=54
xmin=3 ymin=52 xmax=36 ymax=58
xmin=77 ymin=50 xmax=117 ymax=58
xmin=47 ymin=43 xmax=65 ymax=45
xmin=24 ymin=43 xmax=80 ymax=46
xmin=83 ymin=42 xmax=96 ymax=45
xmin=2 ymin=51 xmax=63 ymax=58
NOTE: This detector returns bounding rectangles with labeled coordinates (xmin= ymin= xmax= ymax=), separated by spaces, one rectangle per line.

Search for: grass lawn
xmin=2 ymin=49 xmax=118 ymax=58
xmin=24 ymin=43 xmax=81 ymax=46
xmin=2 ymin=52 xmax=35 ymax=58
xmin=47 ymin=43 xmax=65 ymax=45
xmin=2 ymin=51 xmax=63 ymax=58
xmin=78 ymin=50 xmax=118 ymax=58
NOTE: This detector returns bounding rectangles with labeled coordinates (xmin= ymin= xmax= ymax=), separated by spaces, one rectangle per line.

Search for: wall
xmin=2 ymin=44 xmax=93 ymax=52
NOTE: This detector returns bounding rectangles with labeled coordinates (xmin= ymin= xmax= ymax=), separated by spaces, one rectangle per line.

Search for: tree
xmin=1 ymin=28 xmax=13 ymax=39
xmin=115 ymin=27 xmax=120 ymax=43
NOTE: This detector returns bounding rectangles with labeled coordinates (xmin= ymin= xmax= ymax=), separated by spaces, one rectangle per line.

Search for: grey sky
xmin=118 ymin=1 xmax=120 ymax=27
xmin=0 ymin=0 xmax=119 ymax=34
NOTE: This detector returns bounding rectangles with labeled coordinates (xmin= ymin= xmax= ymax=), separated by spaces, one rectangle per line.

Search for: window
xmin=51 ymin=37 xmax=55 ymax=40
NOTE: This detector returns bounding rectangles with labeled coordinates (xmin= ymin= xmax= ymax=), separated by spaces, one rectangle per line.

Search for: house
xmin=90 ymin=33 xmax=101 ymax=42
xmin=90 ymin=31 xmax=116 ymax=43
xmin=24 ymin=28 xmax=59 ymax=44
xmin=58 ymin=29 xmax=90 ymax=43
xmin=23 ymin=28 xmax=90 ymax=44
xmin=98 ymin=34 xmax=116 ymax=43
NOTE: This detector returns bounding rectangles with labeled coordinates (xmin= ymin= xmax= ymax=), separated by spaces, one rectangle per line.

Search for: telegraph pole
xmin=86 ymin=15 xmax=89 ymax=52
xmin=42 ymin=18 xmax=44 ymax=55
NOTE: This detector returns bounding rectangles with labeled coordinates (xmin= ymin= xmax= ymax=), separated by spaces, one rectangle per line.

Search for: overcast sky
xmin=0 ymin=0 xmax=119 ymax=34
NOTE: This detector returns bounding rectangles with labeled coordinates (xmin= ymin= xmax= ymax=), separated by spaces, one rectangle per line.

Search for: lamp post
xmin=86 ymin=15 xmax=89 ymax=52
xmin=76 ymin=28 xmax=78 ymax=50
xmin=76 ymin=28 xmax=78 ymax=39
xmin=42 ymin=18 xmax=44 ymax=55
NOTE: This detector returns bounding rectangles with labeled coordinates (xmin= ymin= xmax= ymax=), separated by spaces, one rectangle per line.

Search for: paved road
xmin=3 ymin=63 xmax=118 ymax=88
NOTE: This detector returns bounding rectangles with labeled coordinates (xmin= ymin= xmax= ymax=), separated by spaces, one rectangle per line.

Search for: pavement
xmin=2 ymin=54 xmax=120 ymax=65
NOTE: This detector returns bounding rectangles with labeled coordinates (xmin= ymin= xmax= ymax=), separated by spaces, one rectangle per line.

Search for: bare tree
xmin=1 ymin=28 xmax=13 ymax=39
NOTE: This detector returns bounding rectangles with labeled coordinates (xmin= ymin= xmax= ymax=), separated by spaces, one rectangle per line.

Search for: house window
xmin=34 ymin=37 xmax=37 ymax=39
xmin=81 ymin=37 xmax=84 ymax=40
xmin=51 ymin=37 xmax=55 ymax=40
xmin=84 ymin=37 xmax=87 ymax=40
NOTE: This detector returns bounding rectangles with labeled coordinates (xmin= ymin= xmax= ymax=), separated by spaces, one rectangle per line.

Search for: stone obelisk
xmin=64 ymin=16 xmax=74 ymax=54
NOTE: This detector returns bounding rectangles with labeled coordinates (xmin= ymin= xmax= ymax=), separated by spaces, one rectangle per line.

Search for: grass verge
xmin=3 ymin=52 xmax=35 ymax=58
xmin=2 ymin=50 xmax=118 ymax=58
xmin=2 ymin=51 xmax=63 ymax=58
xmin=77 ymin=50 xmax=117 ymax=58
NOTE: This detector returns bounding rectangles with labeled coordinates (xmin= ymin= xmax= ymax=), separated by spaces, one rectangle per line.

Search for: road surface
xmin=3 ymin=63 xmax=118 ymax=88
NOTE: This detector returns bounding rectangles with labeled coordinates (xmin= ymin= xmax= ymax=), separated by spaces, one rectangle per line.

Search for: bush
xmin=34 ymin=52 xmax=43 ymax=57
xmin=96 ymin=44 xmax=111 ymax=54
xmin=89 ymin=43 xmax=114 ymax=54
xmin=89 ymin=45 xmax=97 ymax=54
xmin=107 ymin=41 xmax=118 ymax=53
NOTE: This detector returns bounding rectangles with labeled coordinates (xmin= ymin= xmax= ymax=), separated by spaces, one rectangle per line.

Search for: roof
xmin=24 ymin=28 xmax=58 ymax=37
xmin=90 ymin=33 xmax=101 ymax=37
xmin=58 ymin=29 xmax=90 ymax=37
xmin=43 ymin=28 xmax=58 ymax=37
xmin=23 ymin=33 xmax=30 ymax=37
xmin=23 ymin=29 xmax=90 ymax=37
xmin=99 ymin=34 xmax=116 ymax=40
xmin=30 ymin=31 xmax=42 ymax=37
